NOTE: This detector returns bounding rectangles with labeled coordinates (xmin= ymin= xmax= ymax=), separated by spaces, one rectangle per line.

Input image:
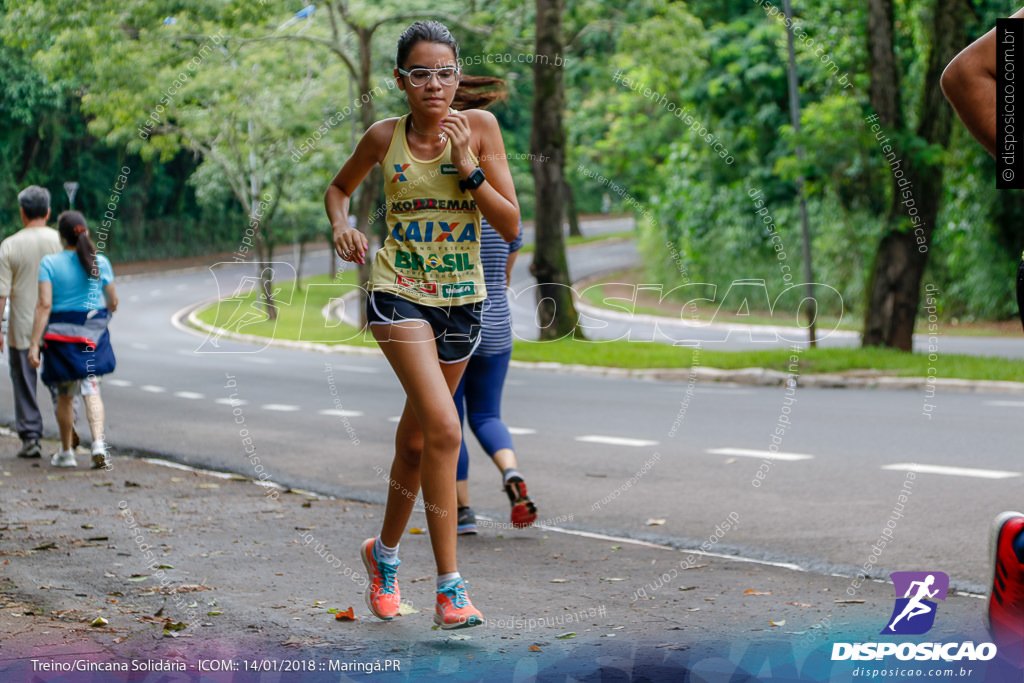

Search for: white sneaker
xmin=91 ymin=441 xmax=110 ymax=470
xmin=50 ymin=450 xmax=77 ymax=468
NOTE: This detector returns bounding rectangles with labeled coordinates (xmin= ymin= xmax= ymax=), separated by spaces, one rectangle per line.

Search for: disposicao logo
xmin=831 ymin=571 xmax=997 ymax=662
xmin=882 ymin=571 xmax=948 ymax=635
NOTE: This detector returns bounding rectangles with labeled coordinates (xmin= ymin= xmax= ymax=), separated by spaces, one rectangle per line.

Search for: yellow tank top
xmin=369 ymin=113 xmax=485 ymax=306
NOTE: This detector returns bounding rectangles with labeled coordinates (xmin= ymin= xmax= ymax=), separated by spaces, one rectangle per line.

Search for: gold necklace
xmin=410 ymin=117 xmax=446 ymax=143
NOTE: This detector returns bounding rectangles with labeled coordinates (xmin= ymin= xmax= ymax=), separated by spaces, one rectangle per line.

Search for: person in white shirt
xmin=0 ymin=186 xmax=63 ymax=458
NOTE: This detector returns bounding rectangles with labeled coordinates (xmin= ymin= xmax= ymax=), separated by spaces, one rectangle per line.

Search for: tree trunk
xmin=565 ymin=180 xmax=582 ymax=238
xmin=866 ymin=0 xmax=903 ymax=130
xmin=329 ymin=232 xmax=338 ymax=279
xmin=254 ymin=224 xmax=278 ymax=321
xmin=296 ymin=237 xmax=307 ymax=293
xmin=531 ymin=0 xmax=579 ymax=340
xmin=862 ymin=0 xmax=965 ymax=349
xmin=350 ymin=26 xmax=379 ymax=328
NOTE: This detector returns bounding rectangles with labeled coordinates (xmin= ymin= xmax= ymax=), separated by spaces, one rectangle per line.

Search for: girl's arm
xmin=941 ymin=7 xmax=1024 ymax=158
xmin=505 ymin=251 xmax=518 ymax=288
xmin=28 ymin=281 xmax=52 ymax=368
xmin=104 ymin=283 xmax=118 ymax=313
xmin=325 ymin=120 xmax=394 ymax=263
xmin=444 ymin=109 xmax=520 ymax=242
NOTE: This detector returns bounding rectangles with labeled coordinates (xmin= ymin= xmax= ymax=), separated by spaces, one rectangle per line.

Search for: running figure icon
xmin=888 ymin=575 xmax=939 ymax=631
xmin=882 ymin=571 xmax=949 ymax=635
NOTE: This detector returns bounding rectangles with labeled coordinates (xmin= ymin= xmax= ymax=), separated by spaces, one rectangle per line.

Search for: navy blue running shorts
xmin=366 ymin=290 xmax=482 ymax=363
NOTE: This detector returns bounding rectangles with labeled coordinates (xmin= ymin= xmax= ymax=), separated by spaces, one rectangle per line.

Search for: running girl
xmin=325 ymin=20 xmax=519 ymax=629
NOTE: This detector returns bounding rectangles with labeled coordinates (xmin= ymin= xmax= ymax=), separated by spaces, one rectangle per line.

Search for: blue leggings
xmin=455 ymin=349 xmax=515 ymax=482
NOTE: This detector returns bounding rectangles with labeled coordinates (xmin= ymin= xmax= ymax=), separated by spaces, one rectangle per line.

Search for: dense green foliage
xmin=2 ymin=0 xmax=1022 ymax=326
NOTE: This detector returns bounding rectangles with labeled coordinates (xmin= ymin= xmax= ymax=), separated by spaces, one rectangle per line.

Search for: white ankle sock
xmin=374 ymin=537 xmax=399 ymax=564
xmin=437 ymin=572 xmax=461 ymax=590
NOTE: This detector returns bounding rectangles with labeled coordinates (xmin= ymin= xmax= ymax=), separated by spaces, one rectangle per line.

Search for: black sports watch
xmin=459 ymin=167 xmax=486 ymax=192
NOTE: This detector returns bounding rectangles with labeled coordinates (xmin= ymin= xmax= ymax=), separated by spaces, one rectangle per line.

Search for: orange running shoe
xmin=434 ymin=578 xmax=483 ymax=630
xmin=504 ymin=476 xmax=538 ymax=528
xmin=360 ymin=537 xmax=401 ymax=620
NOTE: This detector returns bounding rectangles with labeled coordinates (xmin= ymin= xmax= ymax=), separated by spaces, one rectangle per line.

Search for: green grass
xmin=517 ymin=230 xmax=635 ymax=254
xmin=579 ymin=270 xmax=856 ymax=331
xmin=193 ymin=272 xmax=1024 ymax=382
xmin=193 ymin=272 xmax=376 ymax=347
xmin=512 ymin=337 xmax=1024 ymax=382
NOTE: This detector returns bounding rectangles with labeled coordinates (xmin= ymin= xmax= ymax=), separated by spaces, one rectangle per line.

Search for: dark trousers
xmin=454 ymin=350 xmax=516 ymax=481
xmin=9 ymin=347 xmax=58 ymax=442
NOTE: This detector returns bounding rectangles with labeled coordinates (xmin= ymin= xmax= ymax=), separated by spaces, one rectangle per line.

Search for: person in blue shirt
xmin=454 ymin=218 xmax=537 ymax=533
xmin=28 ymin=211 xmax=118 ymax=469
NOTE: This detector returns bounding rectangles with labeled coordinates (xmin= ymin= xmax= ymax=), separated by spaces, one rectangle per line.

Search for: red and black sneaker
xmin=504 ymin=476 xmax=538 ymax=528
xmin=988 ymin=511 xmax=1024 ymax=666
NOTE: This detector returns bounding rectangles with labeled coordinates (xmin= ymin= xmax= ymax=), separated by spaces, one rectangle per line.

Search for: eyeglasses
xmin=398 ymin=66 xmax=460 ymax=87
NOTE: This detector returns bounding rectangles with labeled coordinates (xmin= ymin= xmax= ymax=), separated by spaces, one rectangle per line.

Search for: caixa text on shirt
xmin=391 ymin=221 xmax=477 ymax=242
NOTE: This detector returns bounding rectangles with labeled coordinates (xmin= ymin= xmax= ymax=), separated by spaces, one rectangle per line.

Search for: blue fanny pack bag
xmin=41 ymin=309 xmax=116 ymax=385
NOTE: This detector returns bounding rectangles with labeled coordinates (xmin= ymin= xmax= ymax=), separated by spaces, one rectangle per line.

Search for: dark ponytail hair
xmin=57 ymin=211 xmax=99 ymax=279
xmin=396 ymin=21 xmax=507 ymax=111
xmin=396 ymin=21 xmax=459 ymax=69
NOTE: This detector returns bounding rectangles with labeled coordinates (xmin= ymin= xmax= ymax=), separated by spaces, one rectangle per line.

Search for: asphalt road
xmin=0 ymin=220 xmax=1021 ymax=597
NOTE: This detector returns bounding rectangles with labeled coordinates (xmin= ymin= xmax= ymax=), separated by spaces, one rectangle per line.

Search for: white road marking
xmin=882 ymin=463 xmax=1021 ymax=480
xmin=215 ymin=398 xmax=248 ymax=406
xmin=326 ymin=364 xmax=379 ymax=374
xmin=106 ymin=379 xmax=132 ymax=387
xmin=319 ymin=409 xmax=364 ymax=417
xmin=985 ymin=400 xmax=1024 ymax=408
xmin=173 ymin=391 xmax=205 ymax=400
xmin=508 ymin=427 xmax=537 ymax=435
xmin=576 ymin=435 xmax=658 ymax=447
xmin=696 ymin=388 xmax=754 ymax=395
xmin=140 ymin=385 xmax=166 ymax=393
xmin=707 ymin=447 xmax=813 ymax=462
xmin=263 ymin=403 xmax=300 ymax=412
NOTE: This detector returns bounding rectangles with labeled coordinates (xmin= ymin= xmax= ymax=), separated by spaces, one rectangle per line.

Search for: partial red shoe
xmin=987 ymin=512 xmax=1024 ymax=666
xmin=434 ymin=578 xmax=483 ymax=630
xmin=360 ymin=537 xmax=401 ymax=620
xmin=504 ymin=476 xmax=538 ymax=528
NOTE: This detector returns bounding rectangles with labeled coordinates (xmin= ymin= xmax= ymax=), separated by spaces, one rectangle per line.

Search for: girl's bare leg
xmin=373 ymin=321 xmax=468 ymax=575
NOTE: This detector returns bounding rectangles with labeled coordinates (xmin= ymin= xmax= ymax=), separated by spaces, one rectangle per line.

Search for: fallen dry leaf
xmin=409 ymin=528 xmax=424 ymax=535
xmin=528 ymin=645 xmax=542 ymax=652
xmin=549 ymin=579 xmax=568 ymax=583
xmin=744 ymin=590 xmax=772 ymax=596
xmin=684 ymin=564 xmax=709 ymax=570
xmin=834 ymin=599 xmax=865 ymax=604
xmin=769 ymin=619 xmax=786 ymax=627
xmin=786 ymin=602 xmax=813 ymax=608
xmin=334 ymin=607 xmax=357 ymax=621
xmin=645 ymin=518 xmax=667 ymax=526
